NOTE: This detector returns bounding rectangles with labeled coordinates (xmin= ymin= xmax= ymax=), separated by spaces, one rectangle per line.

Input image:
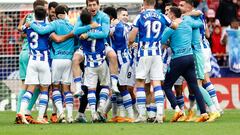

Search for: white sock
xmin=74 ymin=77 xmax=82 ymax=91
xmin=64 ymin=91 xmax=73 ymax=118
xmin=88 ymin=90 xmax=96 ymax=115
xmin=118 ymin=105 xmax=126 ymax=117
xmin=209 ymin=105 xmax=217 ymax=113
xmin=175 ymin=106 xmax=181 ymax=113
xmin=103 ymin=98 xmax=112 ymax=114
xmin=38 ymin=91 xmax=49 ymax=119
xmin=111 ymin=75 xmax=118 ymax=87
xmin=111 ymin=93 xmax=118 ymax=118
xmin=132 ymin=100 xmax=139 ymax=117
xmin=20 ymin=91 xmax=33 ymax=115
xmin=121 ymin=90 xmax=134 ymax=118
xmin=146 ymin=104 xmax=155 ymax=118
xmin=136 ymin=87 xmax=146 ymax=117
xmin=203 ymin=82 xmax=222 ymax=111
xmin=52 ymin=89 xmax=64 ymax=114
xmin=98 ymin=87 xmax=109 ymax=112
xmin=153 ymin=86 xmax=164 ymax=116
xmin=117 ymin=95 xmax=126 ymax=117
xmin=25 ymin=109 xmax=32 ymax=115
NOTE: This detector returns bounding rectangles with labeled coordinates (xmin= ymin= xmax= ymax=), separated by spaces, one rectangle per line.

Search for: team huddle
xmin=15 ymin=0 xmax=223 ymax=124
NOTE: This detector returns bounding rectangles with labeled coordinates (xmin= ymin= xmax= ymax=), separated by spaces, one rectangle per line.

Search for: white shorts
xmin=145 ymin=75 xmax=151 ymax=84
xmin=203 ymin=47 xmax=212 ymax=73
xmin=118 ymin=61 xmax=133 ymax=86
xmin=52 ymin=59 xmax=72 ymax=85
xmin=74 ymin=48 xmax=84 ymax=57
xmin=126 ymin=64 xmax=136 ymax=87
xmin=136 ymin=55 xmax=164 ymax=81
xmin=84 ymin=61 xmax=110 ymax=89
xmin=126 ymin=61 xmax=150 ymax=85
xmin=25 ymin=59 xmax=51 ymax=85
xmin=174 ymin=76 xmax=184 ymax=85
xmin=105 ymin=45 xmax=114 ymax=55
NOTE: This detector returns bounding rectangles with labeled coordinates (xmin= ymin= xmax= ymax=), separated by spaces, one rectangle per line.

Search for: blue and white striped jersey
xmin=161 ymin=47 xmax=172 ymax=65
xmin=80 ymin=28 xmax=106 ymax=68
xmin=133 ymin=9 xmax=172 ymax=57
xmin=30 ymin=19 xmax=74 ymax=60
xmin=25 ymin=21 xmax=50 ymax=61
xmin=199 ymin=14 xmax=211 ymax=49
xmin=125 ymin=22 xmax=133 ymax=33
xmin=111 ymin=21 xmax=131 ymax=67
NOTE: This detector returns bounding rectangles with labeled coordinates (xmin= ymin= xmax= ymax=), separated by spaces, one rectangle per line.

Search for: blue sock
xmin=176 ymin=95 xmax=184 ymax=110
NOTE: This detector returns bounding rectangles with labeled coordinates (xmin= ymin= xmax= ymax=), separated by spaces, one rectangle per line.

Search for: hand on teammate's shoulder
xmin=90 ymin=22 xmax=99 ymax=29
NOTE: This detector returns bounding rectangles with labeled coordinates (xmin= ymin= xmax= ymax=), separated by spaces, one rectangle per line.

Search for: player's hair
xmin=231 ymin=18 xmax=239 ymax=23
xmin=170 ymin=6 xmax=182 ymax=18
xmin=55 ymin=4 xmax=69 ymax=17
xmin=34 ymin=5 xmax=47 ymax=20
xmin=116 ymin=7 xmax=128 ymax=15
xmin=144 ymin=0 xmax=156 ymax=6
xmin=48 ymin=1 xmax=59 ymax=10
xmin=117 ymin=7 xmax=127 ymax=13
xmin=103 ymin=7 xmax=117 ymax=19
xmin=80 ymin=9 xmax=92 ymax=25
xmin=33 ymin=0 xmax=47 ymax=10
xmin=86 ymin=0 xmax=99 ymax=5
xmin=183 ymin=0 xmax=194 ymax=6
xmin=192 ymin=0 xmax=200 ymax=8
xmin=43 ymin=0 xmax=48 ymax=4
xmin=63 ymin=4 xmax=70 ymax=14
xmin=165 ymin=2 xmax=177 ymax=7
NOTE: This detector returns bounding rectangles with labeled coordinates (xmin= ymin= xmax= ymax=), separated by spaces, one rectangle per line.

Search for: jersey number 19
xmin=144 ymin=20 xmax=161 ymax=39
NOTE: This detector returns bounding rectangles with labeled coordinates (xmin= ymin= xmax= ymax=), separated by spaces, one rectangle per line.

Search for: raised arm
xmin=73 ymin=17 xmax=92 ymax=35
xmin=87 ymin=14 xmax=110 ymax=39
xmin=30 ymin=21 xmax=55 ymax=35
xmin=18 ymin=14 xmax=28 ymax=32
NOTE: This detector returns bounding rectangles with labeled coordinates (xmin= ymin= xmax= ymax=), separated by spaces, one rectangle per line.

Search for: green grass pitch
xmin=0 ymin=110 xmax=240 ymax=135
